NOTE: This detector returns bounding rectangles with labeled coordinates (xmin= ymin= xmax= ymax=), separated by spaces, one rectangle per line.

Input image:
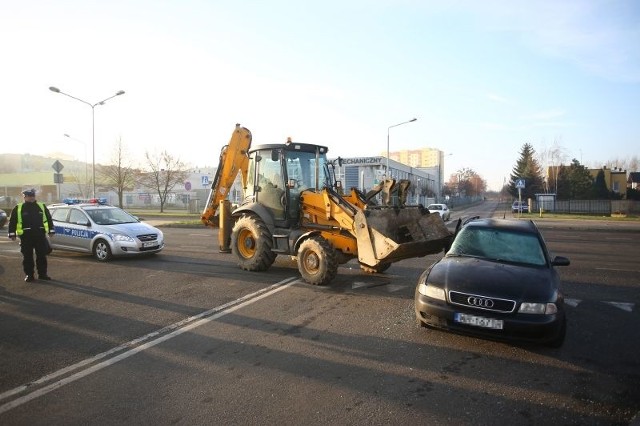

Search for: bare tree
xmin=447 ymin=168 xmax=486 ymax=197
xmin=138 ymin=150 xmax=189 ymax=213
xmin=65 ymin=166 xmax=90 ymax=198
xmin=604 ymin=155 xmax=639 ymax=173
xmin=98 ymin=137 xmax=137 ymax=208
xmin=538 ymin=138 xmax=568 ymax=194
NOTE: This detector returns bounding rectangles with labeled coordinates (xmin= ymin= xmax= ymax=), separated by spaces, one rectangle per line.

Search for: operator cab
xmin=246 ymin=141 xmax=331 ymax=227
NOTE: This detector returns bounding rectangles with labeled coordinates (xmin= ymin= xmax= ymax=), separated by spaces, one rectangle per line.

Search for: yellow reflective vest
xmin=15 ymin=202 xmax=50 ymax=235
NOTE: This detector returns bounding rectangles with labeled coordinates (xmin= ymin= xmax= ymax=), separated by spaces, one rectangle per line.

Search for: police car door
xmin=50 ymin=207 xmax=73 ymax=249
xmin=67 ymin=208 xmax=93 ymax=251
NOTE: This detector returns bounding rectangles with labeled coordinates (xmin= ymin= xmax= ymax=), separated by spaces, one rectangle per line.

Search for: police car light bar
xmin=62 ymin=197 xmax=108 ymax=205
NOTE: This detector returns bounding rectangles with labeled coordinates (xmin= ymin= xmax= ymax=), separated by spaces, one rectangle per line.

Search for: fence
xmin=529 ymin=199 xmax=639 ymax=215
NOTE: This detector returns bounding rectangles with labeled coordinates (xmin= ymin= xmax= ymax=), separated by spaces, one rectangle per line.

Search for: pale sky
xmin=1 ymin=0 xmax=638 ymax=191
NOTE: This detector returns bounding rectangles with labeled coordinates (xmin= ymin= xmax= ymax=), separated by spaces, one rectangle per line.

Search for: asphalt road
xmin=1 ymin=202 xmax=639 ymax=425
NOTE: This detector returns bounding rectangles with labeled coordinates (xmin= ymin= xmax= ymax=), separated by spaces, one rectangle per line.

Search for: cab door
xmin=255 ymin=149 xmax=286 ymax=221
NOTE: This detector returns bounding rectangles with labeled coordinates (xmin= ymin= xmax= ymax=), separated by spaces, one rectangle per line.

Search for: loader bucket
xmin=353 ymin=205 xmax=453 ymax=267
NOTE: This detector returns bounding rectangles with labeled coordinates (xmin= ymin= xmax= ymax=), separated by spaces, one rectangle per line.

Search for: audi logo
xmin=467 ymin=296 xmax=495 ymax=308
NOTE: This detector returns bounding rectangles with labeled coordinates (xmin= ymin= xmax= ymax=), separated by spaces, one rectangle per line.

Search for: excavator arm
xmin=201 ymin=124 xmax=252 ymax=227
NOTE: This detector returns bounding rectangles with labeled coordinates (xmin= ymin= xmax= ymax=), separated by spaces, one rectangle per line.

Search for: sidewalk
xmin=137 ymin=212 xmax=201 ymax=227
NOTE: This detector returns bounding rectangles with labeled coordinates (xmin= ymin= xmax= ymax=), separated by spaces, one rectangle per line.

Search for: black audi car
xmin=414 ymin=218 xmax=570 ymax=347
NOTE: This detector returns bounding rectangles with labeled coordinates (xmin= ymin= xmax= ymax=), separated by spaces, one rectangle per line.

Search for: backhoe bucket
xmin=354 ymin=205 xmax=453 ymax=267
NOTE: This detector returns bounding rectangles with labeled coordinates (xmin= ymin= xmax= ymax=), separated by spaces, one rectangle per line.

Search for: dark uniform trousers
xmin=19 ymin=229 xmax=49 ymax=276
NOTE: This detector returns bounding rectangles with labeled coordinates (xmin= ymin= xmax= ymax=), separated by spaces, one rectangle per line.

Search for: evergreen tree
xmin=508 ymin=143 xmax=545 ymax=199
xmin=628 ymin=188 xmax=640 ymax=201
xmin=592 ymin=169 xmax=610 ymax=199
xmin=555 ymin=165 xmax=571 ymax=200
xmin=566 ymin=159 xmax=593 ymax=200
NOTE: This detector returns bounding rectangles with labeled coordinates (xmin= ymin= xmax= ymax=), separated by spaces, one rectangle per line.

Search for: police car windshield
xmin=87 ymin=208 xmax=138 ymax=225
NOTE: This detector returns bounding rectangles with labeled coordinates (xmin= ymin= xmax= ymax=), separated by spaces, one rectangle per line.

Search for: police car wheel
xmin=93 ymin=239 xmax=113 ymax=262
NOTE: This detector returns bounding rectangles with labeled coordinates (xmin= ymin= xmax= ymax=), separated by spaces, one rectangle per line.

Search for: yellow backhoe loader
xmin=201 ymin=124 xmax=453 ymax=285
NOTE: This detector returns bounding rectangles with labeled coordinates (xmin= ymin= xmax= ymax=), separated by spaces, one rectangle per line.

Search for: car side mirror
xmin=551 ymin=256 xmax=570 ymax=266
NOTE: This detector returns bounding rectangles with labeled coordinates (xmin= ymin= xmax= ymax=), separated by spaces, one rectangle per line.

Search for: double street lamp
xmin=49 ymin=86 xmax=125 ymax=198
xmin=386 ymin=118 xmax=417 ymax=177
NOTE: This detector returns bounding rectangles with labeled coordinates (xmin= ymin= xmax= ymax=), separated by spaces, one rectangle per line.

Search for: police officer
xmin=7 ymin=189 xmax=55 ymax=282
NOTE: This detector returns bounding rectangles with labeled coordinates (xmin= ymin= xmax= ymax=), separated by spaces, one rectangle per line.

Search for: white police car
xmin=48 ymin=200 xmax=164 ymax=261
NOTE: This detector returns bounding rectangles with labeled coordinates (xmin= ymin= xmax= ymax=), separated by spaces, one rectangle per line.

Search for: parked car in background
xmin=427 ymin=203 xmax=451 ymax=221
xmin=0 ymin=209 xmax=7 ymax=229
xmin=415 ymin=218 xmax=570 ymax=347
xmin=48 ymin=201 xmax=164 ymax=261
xmin=512 ymin=200 xmax=528 ymax=213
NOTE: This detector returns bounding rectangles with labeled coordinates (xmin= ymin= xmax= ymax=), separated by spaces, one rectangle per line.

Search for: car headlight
xmin=518 ymin=302 xmax=558 ymax=315
xmin=111 ymin=233 xmax=135 ymax=243
xmin=418 ymin=283 xmax=446 ymax=301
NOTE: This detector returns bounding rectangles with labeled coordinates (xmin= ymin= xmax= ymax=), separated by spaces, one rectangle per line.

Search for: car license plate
xmin=454 ymin=313 xmax=503 ymax=330
xmin=142 ymin=241 xmax=158 ymax=248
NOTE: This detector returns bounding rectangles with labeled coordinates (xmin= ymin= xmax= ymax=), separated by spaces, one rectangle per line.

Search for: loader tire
xmin=231 ymin=215 xmax=277 ymax=272
xmin=297 ymin=235 xmax=338 ymax=286
xmin=359 ymin=262 xmax=391 ymax=274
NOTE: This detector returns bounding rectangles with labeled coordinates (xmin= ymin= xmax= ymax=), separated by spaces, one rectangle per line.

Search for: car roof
xmin=463 ymin=217 xmax=539 ymax=234
xmin=50 ymin=203 xmax=117 ymax=210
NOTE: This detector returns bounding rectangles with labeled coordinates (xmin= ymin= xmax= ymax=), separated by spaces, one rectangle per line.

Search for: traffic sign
xmin=516 ymin=179 xmax=525 ymax=189
xmin=52 ymin=160 xmax=64 ymax=173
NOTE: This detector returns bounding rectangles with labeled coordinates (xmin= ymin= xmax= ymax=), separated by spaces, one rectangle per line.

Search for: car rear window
xmin=449 ymin=227 xmax=546 ymax=266
xmin=51 ymin=208 xmax=70 ymax=222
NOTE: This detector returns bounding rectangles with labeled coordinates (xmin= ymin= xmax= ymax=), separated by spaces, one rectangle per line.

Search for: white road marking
xmin=386 ymin=284 xmax=405 ymax=293
xmin=351 ymin=281 xmax=369 ymax=289
xmin=603 ymin=301 xmax=634 ymax=312
xmin=0 ymin=277 xmax=299 ymax=414
xmin=595 ymin=267 xmax=640 ymax=273
xmin=565 ymin=298 xmax=581 ymax=308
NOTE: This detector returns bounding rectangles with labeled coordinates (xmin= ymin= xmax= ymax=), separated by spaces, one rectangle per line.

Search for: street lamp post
xmin=64 ymin=133 xmax=88 ymax=197
xmin=386 ymin=118 xmax=417 ymax=177
xmin=49 ymin=86 xmax=125 ymax=198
